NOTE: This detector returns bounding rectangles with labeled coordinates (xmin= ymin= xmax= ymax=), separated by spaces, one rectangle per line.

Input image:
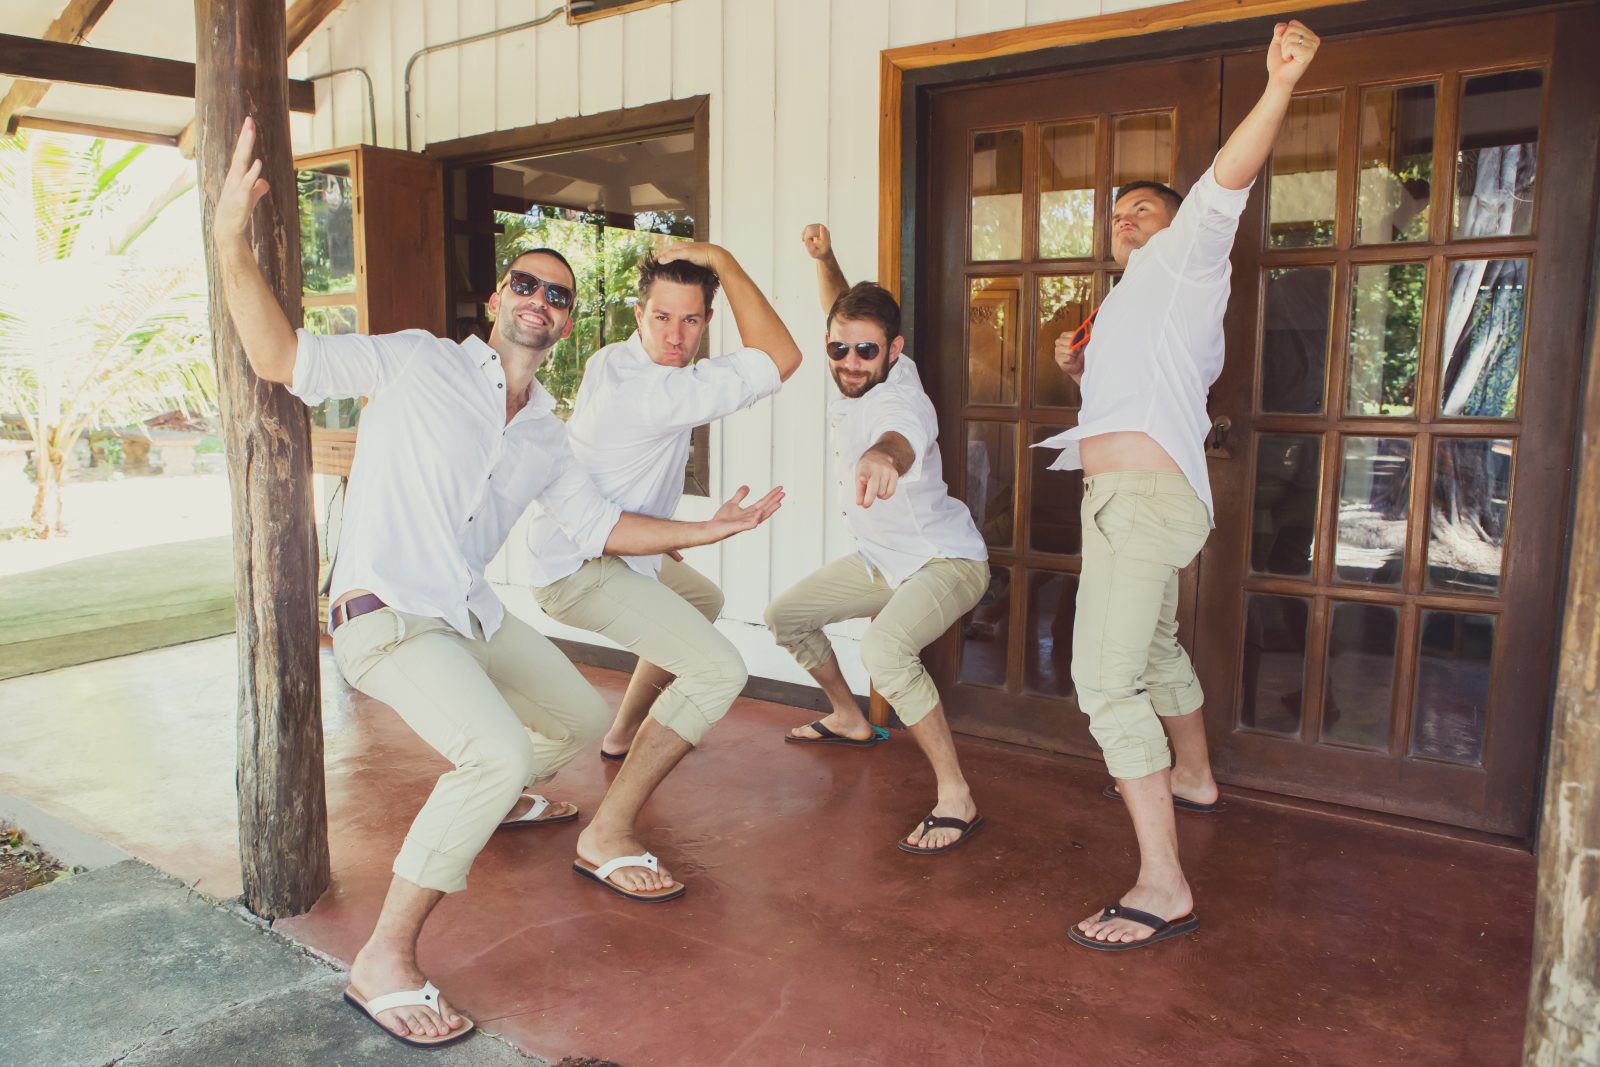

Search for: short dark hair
xmin=638 ymin=254 xmax=719 ymax=313
xmin=827 ymin=282 xmax=902 ymax=343
xmin=1115 ymin=180 xmax=1184 ymax=215
xmin=502 ymin=247 xmax=577 ymax=290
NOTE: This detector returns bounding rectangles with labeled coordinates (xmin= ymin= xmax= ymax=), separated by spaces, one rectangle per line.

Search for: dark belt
xmin=331 ymin=593 xmax=387 ymax=632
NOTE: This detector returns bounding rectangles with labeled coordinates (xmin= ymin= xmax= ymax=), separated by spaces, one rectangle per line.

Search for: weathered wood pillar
xmin=194 ymin=0 xmax=329 ymax=919
xmin=1524 ymin=297 xmax=1600 ymax=1061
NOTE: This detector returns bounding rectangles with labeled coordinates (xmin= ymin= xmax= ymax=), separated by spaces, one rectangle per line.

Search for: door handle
xmin=1206 ymin=415 xmax=1232 ymax=458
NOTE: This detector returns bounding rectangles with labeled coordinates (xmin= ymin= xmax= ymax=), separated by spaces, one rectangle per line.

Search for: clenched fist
xmin=801 ymin=223 xmax=832 ymax=260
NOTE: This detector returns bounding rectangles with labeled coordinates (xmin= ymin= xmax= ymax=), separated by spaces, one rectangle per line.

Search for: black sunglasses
xmin=504 ymin=269 xmax=575 ymax=310
xmin=826 ymin=341 xmax=882 ymax=362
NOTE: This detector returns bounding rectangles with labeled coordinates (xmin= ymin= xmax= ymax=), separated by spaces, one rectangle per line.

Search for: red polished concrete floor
xmin=0 ymin=636 xmax=1536 ymax=1066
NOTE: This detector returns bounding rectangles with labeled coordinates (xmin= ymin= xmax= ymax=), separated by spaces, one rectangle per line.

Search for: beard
xmin=830 ymin=358 xmax=890 ymax=398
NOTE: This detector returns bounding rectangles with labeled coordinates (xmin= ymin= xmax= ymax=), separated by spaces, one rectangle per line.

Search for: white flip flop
xmin=343 ymin=980 xmax=474 ymax=1048
xmin=572 ymin=851 xmax=686 ymax=902
xmin=498 ymin=793 xmax=579 ymax=829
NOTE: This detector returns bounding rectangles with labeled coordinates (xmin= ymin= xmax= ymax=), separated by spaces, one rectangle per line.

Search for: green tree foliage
xmin=0 ymin=131 xmax=212 ymax=537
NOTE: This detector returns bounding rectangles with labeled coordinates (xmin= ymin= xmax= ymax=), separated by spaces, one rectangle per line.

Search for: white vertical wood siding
xmin=293 ymin=0 xmax=1169 ymax=692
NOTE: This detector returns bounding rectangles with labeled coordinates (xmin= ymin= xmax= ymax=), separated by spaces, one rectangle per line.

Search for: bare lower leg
xmin=604 ymin=659 xmax=673 ymax=755
xmin=349 ymin=876 xmax=467 ymax=1039
xmin=788 ymin=653 xmax=872 ymax=740
xmin=1076 ymin=770 xmax=1194 ymax=944
xmin=576 ymin=717 xmax=692 ymax=892
xmin=902 ymin=703 xmax=979 ymax=849
xmin=1160 ymin=709 xmax=1218 ymax=804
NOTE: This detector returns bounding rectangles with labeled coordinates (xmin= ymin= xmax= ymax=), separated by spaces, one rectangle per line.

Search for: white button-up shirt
xmin=1035 ymin=159 xmax=1253 ymax=523
xmin=290 ymin=328 xmax=622 ymax=639
xmin=523 ymin=333 xmax=782 ymax=587
xmin=829 ymin=355 xmax=988 ymax=587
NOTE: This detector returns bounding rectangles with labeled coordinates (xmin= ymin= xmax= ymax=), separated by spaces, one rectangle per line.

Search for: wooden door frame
xmin=886 ymin=0 xmax=1600 ymax=838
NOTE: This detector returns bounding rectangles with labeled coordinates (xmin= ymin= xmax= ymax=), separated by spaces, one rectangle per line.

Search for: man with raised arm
xmin=766 ymin=224 xmax=990 ymax=855
xmin=210 ymin=118 xmax=783 ymax=1047
xmin=1040 ymin=22 xmax=1321 ymax=950
xmin=524 ymin=245 xmax=802 ymax=902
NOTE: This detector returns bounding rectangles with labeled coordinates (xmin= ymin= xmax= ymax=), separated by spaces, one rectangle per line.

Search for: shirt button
xmin=497 ymin=382 xmax=504 ymax=389
xmin=468 ymin=516 xmax=474 ymax=522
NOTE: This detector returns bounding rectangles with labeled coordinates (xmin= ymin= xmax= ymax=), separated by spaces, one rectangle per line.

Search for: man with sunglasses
xmin=521 ymin=243 xmax=801 ymax=901
xmin=211 ymin=118 xmax=784 ymax=1048
xmin=764 ymin=225 xmax=990 ymax=855
xmin=1039 ymin=22 xmax=1321 ymax=951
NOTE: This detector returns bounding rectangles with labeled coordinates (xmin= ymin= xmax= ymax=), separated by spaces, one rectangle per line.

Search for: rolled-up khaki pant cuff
xmin=393 ymin=839 xmax=470 ymax=894
xmin=1150 ymin=677 xmax=1205 ymax=717
xmin=1103 ymin=741 xmax=1175 ymax=781
xmin=885 ymin=678 xmax=940 ymax=726
xmin=650 ymin=691 xmax=715 ymax=747
xmin=782 ymin=634 xmax=835 ymax=673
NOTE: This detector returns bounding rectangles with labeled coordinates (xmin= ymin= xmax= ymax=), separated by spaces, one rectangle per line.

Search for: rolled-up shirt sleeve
xmin=639 ymin=347 xmax=784 ymax=432
xmin=870 ymin=393 xmax=937 ymax=483
xmin=288 ymin=328 xmax=431 ymax=404
xmin=1147 ymin=158 xmax=1254 ymax=284
xmin=536 ymin=441 xmax=624 ymax=559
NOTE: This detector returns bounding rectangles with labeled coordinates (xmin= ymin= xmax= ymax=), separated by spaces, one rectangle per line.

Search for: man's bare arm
xmin=1214 ymin=21 xmax=1321 ymax=191
xmin=802 ymin=224 xmax=850 ymax=315
xmin=604 ymin=485 xmax=785 ymax=554
xmin=211 ymin=118 xmax=298 ymax=385
xmin=856 ymin=431 xmax=914 ymax=509
xmin=654 ymin=244 xmax=804 ymax=382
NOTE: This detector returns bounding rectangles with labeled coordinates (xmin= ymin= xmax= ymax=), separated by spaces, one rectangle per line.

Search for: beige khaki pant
xmin=533 ymin=556 xmax=744 ymax=747
xmin=765 ymin=554 xmax=989 ymax=725
xmin=331 ymin=606 xmax=608 ymax=894
xmin=1072 ymin=471 xmax=1210 ymax=780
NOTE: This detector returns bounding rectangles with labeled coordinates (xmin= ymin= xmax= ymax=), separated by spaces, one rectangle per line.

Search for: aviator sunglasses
xmin=826 ymin=341 xmax=883 ymax=362
xmin=503 ymin=269 xmax=575 ymax=310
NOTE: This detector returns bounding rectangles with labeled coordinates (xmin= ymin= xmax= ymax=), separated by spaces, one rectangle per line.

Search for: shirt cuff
xmin=286 ymin=328 xmax=324 ymax=402
xmin=725 ymin=346 xmax=784 ymax=401
xmin=1195 ymin=156 xmax=1255 ymax=218
xmin=874 ymin=420 xmax=927 ymax=482
xmin=575 ymin=500 xmax=625 ymax=560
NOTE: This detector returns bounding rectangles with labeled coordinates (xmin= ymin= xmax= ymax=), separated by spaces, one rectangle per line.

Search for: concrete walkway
xmin=0 ymin=860 xmax=557 ymax=1067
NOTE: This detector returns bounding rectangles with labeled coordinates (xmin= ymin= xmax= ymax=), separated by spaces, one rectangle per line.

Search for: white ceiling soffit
xmin=1 ymin=0 xmax=304 ymax=143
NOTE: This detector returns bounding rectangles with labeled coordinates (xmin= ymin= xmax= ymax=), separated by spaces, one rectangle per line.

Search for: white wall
xmin=291 ymin=0 xmax=1162 ymax=693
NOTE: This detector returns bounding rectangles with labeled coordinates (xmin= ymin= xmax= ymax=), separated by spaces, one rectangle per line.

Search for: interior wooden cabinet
xmin=293 ymin=144 xmax=446 ymax=475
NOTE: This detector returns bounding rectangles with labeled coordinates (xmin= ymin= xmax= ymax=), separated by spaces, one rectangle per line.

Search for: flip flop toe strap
xmin=1100 ymin=902 xmax=1169 ymax=933
xmin=593 ymin=852 xmax=659 ymax=882
xmin=508 ymin=794 xmax=550 ymax=823
xmin=805 ymin=720 xmax=840 ymax=740
xmin=365 ymin=981 xmax=443 ymax=1016
xmin=922 ymin=814 xmax=974 ymax=833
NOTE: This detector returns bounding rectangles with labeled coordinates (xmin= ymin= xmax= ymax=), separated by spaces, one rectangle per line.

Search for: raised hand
xmin=801 ymin=223 xmax=832 ymax=260
xmin=656 ymin=241 xmax=729 ymax=271
xmin=214 ymin=117 xmax=270 ymax=244
xmin=1053 ymin=331 xmax=1085 ymax=384
xmin=708 ymin=484 xmax=785 ymax=536
xmin=1267 ymin=20 xmax=1320 ymax=89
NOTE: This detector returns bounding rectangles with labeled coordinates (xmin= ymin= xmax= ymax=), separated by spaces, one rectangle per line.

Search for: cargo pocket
xmin=332 ymin=607 xmax=406 ymax=686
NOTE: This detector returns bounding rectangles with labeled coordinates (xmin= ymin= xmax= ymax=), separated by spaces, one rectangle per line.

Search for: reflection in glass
xmin=967 ymin=277 xmax=1021 ymax=406
xmin=1358 ymin=83 xmax=1435 ymax=244
xmin=1040 ymin=121 xmax=1096 ymax=259
xmin=972 ymin=129 xmax=1024 ymax=261
xmin=1030 ymin=426 xmax=1084 ymax=555
xmin=1035 ymin=275 xmax=1093 ymax=409
xmin=1411 ymin=610 xmax=1495 ymax=764
xmin=1347 ymin=262 xmax=1425 ymax=417
xmin=964 ymin=421 xmax=1016 ymax=549
xmin=960 ymin=566 xmax=1011 ymax=689
xmin=1336 ymin=437 xmax=1411 ymax=586
xmin=1261 ymin=267 xmax=1332 ymax=414
xmin=1251 ymin=434 xmax=1321 ymax=577
xmin=1322 ymin=602 xmax=1397 ymax=749
xmin=1439 ymin=258 xmax=1527 ymax=418
xmin=1240 ymin=594 xmax=1309 ymax=734
xmin=1455 ymin=69 xmax=1543 ymax=239
xmin=1428 ymin=438 xmax=1511 ymax=595
xmin=305 ymin=305 xmax=362 ymax=431
xmin=297 ymin=169 xmax=356 ymax=295
xmin=1024 ymin=571 xmax=1078 ymax=697
xmin=1268 ymin=91 xmax=1341 ymax=248
xmin=1112 ymin=111 xmax=1173 ymax=192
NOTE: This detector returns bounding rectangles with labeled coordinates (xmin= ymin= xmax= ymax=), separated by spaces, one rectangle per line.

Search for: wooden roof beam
xmin=0 ymin=0 xmax=118 ymax=132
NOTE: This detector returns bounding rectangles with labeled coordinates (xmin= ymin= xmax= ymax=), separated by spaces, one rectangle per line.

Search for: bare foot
xmin=575 ymin=824 xmax=677 ymax=894
xmin=903 ymin=790 xmax=979 ymax=850
xmin=600 ymin=725 xmax=636 ymax=760
xmin=1074 ymin=878 xmax=1194 ymax=946
xmin=348 ymin=944 xmax=465 ymax=1040
xmin=789 ymin=708 xmax=874 ymax=741
xmin=497 ymin=793 xmax=577 ymax=828
xmin=1169 ymin=765 xmax=1219 ymax=808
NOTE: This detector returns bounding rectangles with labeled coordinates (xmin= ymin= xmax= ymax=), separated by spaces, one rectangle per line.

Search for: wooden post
xmin=1524 ymin=296 xmax=1600 ymax=1061
xmin=193 ymin=0 xmax=329 ymax=919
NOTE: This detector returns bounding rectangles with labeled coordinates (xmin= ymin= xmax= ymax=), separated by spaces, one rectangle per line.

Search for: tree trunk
xmin=1524 ymin=298 xmax=1600 ymax=1062
xmin=193 ymin=0 xmax=329 ymax=919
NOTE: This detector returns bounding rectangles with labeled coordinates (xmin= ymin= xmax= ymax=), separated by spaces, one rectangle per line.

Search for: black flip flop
xmin=783 ymin=720 xmax=883 ymax=747
xmin=600 ymin=748 xmax=628 ymax=762
xmin=1067 ymin=902 xmax=1200 ymax=951
xmin=1102 ymin=782 xmax=1218 ymax=814
xmin=896 ymin=813 xmax=986 ymax=855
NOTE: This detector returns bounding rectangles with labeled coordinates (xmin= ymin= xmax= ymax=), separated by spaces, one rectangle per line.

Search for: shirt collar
xmin=465 ymin=334 xmax=556 ymax=415
xmin=829 ymin=354 xmax=919 ymax=421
